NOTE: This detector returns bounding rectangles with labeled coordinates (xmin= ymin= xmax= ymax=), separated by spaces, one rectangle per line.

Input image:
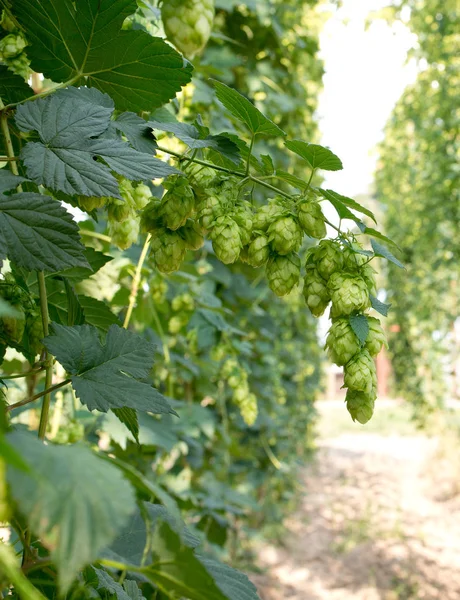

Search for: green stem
xmin=123 ymin=234 xmax=152 ymax=329
xmin=6 ymin=379 xmax=71 ymax=413
xmin=79 ymin=230 xmax=112 ymax=243
xmin=246 ymin=133 xmax=255 ymax=176
xmin=99 ymin=558 xmax=143 ymax=573
xmin=0 ymin=542 xmax=48 ymax=600
xmin=305 ymin=168 xmax=315 ymax=192
xmin=0 ymin=78 xmax=79 ymax=112
xmin=0 ymin=368 xmax=44 ymax=380
xmin=36 ymin=272 xmax=53 ymax=439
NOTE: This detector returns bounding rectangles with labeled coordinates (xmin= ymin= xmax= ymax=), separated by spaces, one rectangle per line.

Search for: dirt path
xmin=253 ymin=412 xmax=460 ymax=600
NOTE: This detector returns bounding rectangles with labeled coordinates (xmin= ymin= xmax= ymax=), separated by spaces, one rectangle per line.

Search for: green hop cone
xmin=77 ymin=195 xmax=108 ymax=212
xmin=118 ymin=178 xmax=136 ymax=207
xmin=132 ymin=183 xmax=152 ymax=210
xmin=209 ymin=215 xmax=242 ymax=264
xmin=239 ymin=245 xmax=250 ymax=263
xmin=107 ymin=201 xmax=133 ymax=223
xmin=140 ymin=199 xmax=163 ymax=233
xmin=26 ymin=314 xmax=44 ymax=356
xmin=0 ymin=33 xmax=26 ymax=58
xmin=161 ymin=0 xmax=215 ymax=58
xmin=346 ymin=389 xmax=375 ymax=424
xmin=232 ymin=203 xmax=253 ymax=246
xmin=197 ymin=194 xmax=224 ymax=230
xmin=178 ymin=219 xmax=205 ymax=250
xmin=365 ymin=316 xmax=388 ymax=356
xmin=298 ymin=201 xmax=326 ymax=239
xmin=160 ymin=176 xmax=195 ymax=230
xmin=0 ymin=305 xmax=25 ymax=344
xmin=266 ymin=253 xmax=301 ymax=297
xmin=248 ymin=234 xmax=270 ymax=268
xmin=268 ymin=215 xmax=303 ymax=255
xmin=325 ymin=318 xmax=360 ymax=366
xmin=343 ymin=244 xmax=368 ymax=272
xmin=187 ymin=163 xmax=216 ymax=198
xmin=360 ymin=263 xmax=378 ymax=296
xmin=252 ymin=201 xmax=285 ymax=232
xmin=172 ymin=293 xmax=195 ymax=312
xmin=303 ymin=266 xmax=330 ymax=317
xmin=151 ymin=227 xmax=187 ymax=273
xmin=313 ymin=240 xmax=344 ymax=280
xmin=233 ymin=387 xmax=258 ymax=426
xmin=5 ymin=52 xmax=30 ymax=78
xmin=109 ymin=215 xmax=140 ymax=250
xmin=328 ymin=272 xmax=370 ymax=317
xmin=343 ymin=349 xmax=376 ymax=396
xmin=1 ymin=9 xmax=16 ymax=32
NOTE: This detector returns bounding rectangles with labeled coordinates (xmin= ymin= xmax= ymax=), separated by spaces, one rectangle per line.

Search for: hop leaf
xmin=346 ymin=389 xmax=375 ymax=424
xmin=266 ymin=253 xmax=300 ymax=297
xmin=312 ymin=240 xmax=344 ymax=280
xmin=298 ymin=200 xmax=326 ymax=239
xmin=209 ymin=216 xmax=242 ymax=264
xmin=365 ymin=316 xmax=388 ymax=356
xmin=161 ymin=0 xmax=215 ymax=59
xmin=248 ymin=234 xmax=270 ymax=268
xmin=325 ymin=318 xmax=360 ymax=366
xmin=343 ymin=349 xmax=376 ymax=396
xmin=151 ymin=228 xmax=188 ymax=273
xmin=160 ymin=176 xmax=196 ymax=230
xmin=267 ymin=215 xmax=303 ymax=255
xmin=303 ymin=266 xmax=330 ymax=317
xmin=328 ymin=272 xmax=370 ymax=317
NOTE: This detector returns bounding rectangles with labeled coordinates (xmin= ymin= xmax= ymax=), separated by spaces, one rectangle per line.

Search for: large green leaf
xmin=0 ymin=65 xmax=33 ymax=105
xmin=211 ymin=80 xmax=285 ymax=137
xmin=200 ymin=558 xmax=260 ymax=600
xmin=43 ymin=323 xmax=174 ymax=414
xmin=285 ymin=140 xmax=343 ymax=171
xmin=0 ymin=170 xmax=29 ymax=194
xmin=12 ymin=0 xmax=192 ymax=112
xmin=92 ymin=568 xmax=132 ymax=600
xmin=371 ymin=239 xmax=405 ymax=269
xmin=318 ymin=188 xmax=377 ymax=223
xmin=0 ymin=192 xmax=89 ymax=271
xmin=6 ymin=431 xmax=136 ymax=593
xmin=317 ymin=189 xmax=364 ymax=226
xmin=15 ymin=89 xmax=178 ymax=198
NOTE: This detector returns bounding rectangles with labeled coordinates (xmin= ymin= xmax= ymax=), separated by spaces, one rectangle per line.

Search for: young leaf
xmin=113 ymin=112 xmax=158 ymax=155
xmin=123 ymin=580 xmax=146 ymax=600
xmin=370 ymin=295 xmax=391 ymax=317
xmin=285 ymin=141 xmax=343 ymax=171
xmin=6 ymin=431 xmax=136 ymax=593
xmin=211 ymin=80 xmax=285 ymax=137
xmin=274 ymin=170 xmax=308 ymax=190
xmin=371 ymin=239 xmax=405 ymax=269
xmin=318 ymin=189 xmax=364 ymax=226
xmin=0 ymin=193 xmax=89 ymax=272
xmin=0 ymin=66 xmax=34 ymax=105
xmin=364 ymin=227 xmax=402 ymax=252
xmin=349 ymin=314 xmax=369 ymax=344
xmin=43 ymin=324 xmax=174 ymax=414
xmin=318 ymin=188 xmax=376 ymax=223
xmin=200 ymin=558 xmax=261 ymax=600
xmin=0 ymin=170 xmax=29 ymax=194
xmin=12 ymin=0 xmax=192 ymax=112
xmin=112 ymin=407 xmax=140 ymax=444
xmin=15 ymin=90 xmax=178 ymax=198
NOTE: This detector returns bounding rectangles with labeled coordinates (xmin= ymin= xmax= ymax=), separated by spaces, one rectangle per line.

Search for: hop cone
xmin=233 ymin=387 xmax=258 ymax=426
xmin=366 ymin=316 xmax=387 ymax=356
xmin=343 ymin=349 xmax=376 ymax=396
xmin=248 ymin=234 xmax=270 ymax=268
xmin=0 ymin=33 xmax=26 ymax=58
xmin=209 ymin=215 xmax=242 ymax=264
xmin=232 ymin=203 xmax=253 ymax=246
xmin=179 ymin=220 xmax=204 ymax=250
xmin=239 ymin=245 xmax=250 ymax=264
xmin=268 ymin=215 xmax=303 ymax=255
xmin=140 ymin=199 xmax=163 ymax=233
xmin=132 ymin=183 xmax=152 ymax=210
xmin=107 ymin=201 xmax=133 ymax=223
xmin=360 ymin=263 xmax=378 ymax=296
xmin=26 ymin=314 xmax=44 ymax=356
xmin=161 ymin=0 xmax=215 ymax=58
xmin=109 ymin=216 xmax=140 ymax=250
xmin=197 ymin=194 xmax=223 ymax=230
xmin=325 ymin=318 xmax=360 ymax=366
xmin=252 ymin=202 xmax=285 ymax=232
xmin=298 ymin=201 xmax=326 ymax=239
xmin=187 ymin=163 xmax=216 ymax=197
xmin=151 ymin=228 xmax=187 ymax=273
xmin=160 ymin=176 xmax=195 ymax=230
xmin=266 ymin=253 xmax=301 ymax=297
xmin=313 ymin=240 xmax=344 ymax=280
xmin=343 ymin=244 xmax=368 ymax=272
xmin=77 ymin=195 xmax=108 ymax=212
xmin=346 ymin=389 xmax=375 ymax=424
xmin=328 ymin=272 xmax=370 ymax=316
xmin=0 ymin=306 xmax=25 ymax=344
xmin=303 ymin=266 xmax=330 ymax=317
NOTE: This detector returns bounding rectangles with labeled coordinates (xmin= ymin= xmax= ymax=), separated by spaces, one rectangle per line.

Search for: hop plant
xmin=77 ymin=195 xmax=108 ymax=212
xmin=132 ymin=183 xmax=152 ymax=210
xmin=161 ymin=0 xmax=215 ymax=59
xmin=160 ymin=176 xmax=196 ymax=230
xmin=343 ymin=349 xmax=376 ymax=396
xmin=298 ymin=200 xmax=326 ymax=239
xmin=233 ymin=386 xmax=258 ymax=426
xmin=109 ymin=215 xmax=140 ymax=250
xmin=172 ymin=293 xmax=195 ymax=312
xmin=328 ymin=272 xmax=370 ymax=316
xmin=178 ymin=219 xmax=204 ymax=250
xmin=0 ymin=9 xmax=16 ymax=32
xmin=197 ymin=194 xmax=224 ymax=230
xmin=107 ymin=201 xmax=133 ymax=223
xmin=303 ymin=266 xmax=330 ymax=317
xmin=209 ymin=215 xmax=242 ymax=264
xmin=248 ymin=234 xmax=270 ymax=268
xmin=266 ymin=253 xmax=300 ymax=297
xmin=0 ymin=306 xmax=25 ymax=344
xmin=140 ymin=199 xmax=163 ymax=233
xmin=313 ymin=240 xmax=344 ymax=280
xmin=26 ymin=314 xmax=44 ymax=357
xmin=150 ymin=275 xmax=168 ymax=304
xmin=0 ymin=457 xmax=10 ymax=522
xmin=186 ymin=163 xmax=216 ymax=198
xmin=325 ymin=318 xmax=360 ymax=366
xmin=365 ymin=316 xmax=387 ymax=356
xmin=346 ymin=389 xmax=375 ymax=424
xmin=0 ymin=33 xmax=26 ymax=58
xmin=343 ymin=244 xmax=368 ymax=271
xmin=151 ymin=227 xmax=188 ymax=273
xmin=232 ymin=203 xmax=253 ymax=246
xmin=267 ymin=215 xmax=303 ymax=255
xmin=360 ymin=263 xmax=378 ymax=296
xmin=252 ymin=201 xmax=285 ymax=232
xmin=5 ymin=51 xmax=30 ymax=78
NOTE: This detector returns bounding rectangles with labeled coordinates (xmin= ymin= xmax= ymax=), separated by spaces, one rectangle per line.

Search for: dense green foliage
xmin=0 ymin=1 xmax=397 ymax=597
xmin=376 ymin=0 xmax=459 ymax=417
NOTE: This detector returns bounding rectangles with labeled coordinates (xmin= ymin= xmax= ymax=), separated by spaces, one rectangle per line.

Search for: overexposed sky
xmin=317 ymin=0 xmax=418 ymax=197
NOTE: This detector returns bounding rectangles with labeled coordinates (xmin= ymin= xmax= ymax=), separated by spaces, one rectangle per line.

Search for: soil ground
xmin=253 ymin=400 xmax=460 ymax=600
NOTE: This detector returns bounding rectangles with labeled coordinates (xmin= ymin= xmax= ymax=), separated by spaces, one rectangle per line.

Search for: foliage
xmin=376 ymin=0 xmax=459 ymax=418
xmin=0 ymin=1 xmax=397 ymax=598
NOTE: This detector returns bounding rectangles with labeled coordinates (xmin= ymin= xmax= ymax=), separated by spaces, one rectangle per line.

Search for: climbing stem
xmin=6 ymin=379 xmax=71 ymax=413
xmin=123 ymin=234 xmax=152 ymax=329
xmin=37 ymin=272 xmax=53 ymax=439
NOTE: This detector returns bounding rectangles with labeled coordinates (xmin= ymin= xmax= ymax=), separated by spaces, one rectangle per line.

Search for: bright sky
xmin=317 ymin=0 xmax=418 ymax=197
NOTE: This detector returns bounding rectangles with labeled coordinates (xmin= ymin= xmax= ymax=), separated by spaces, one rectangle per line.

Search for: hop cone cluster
xmin=161 ymin=0 xmax=215 ymax=58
